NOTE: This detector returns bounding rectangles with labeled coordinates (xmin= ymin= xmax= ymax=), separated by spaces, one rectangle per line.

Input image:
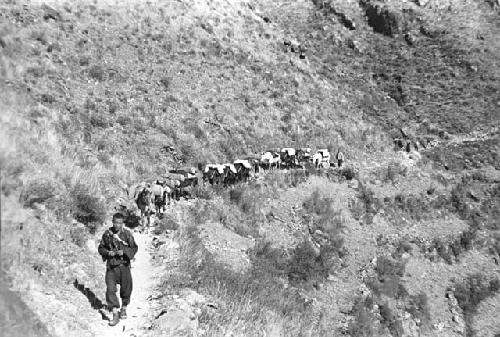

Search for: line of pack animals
xmin=130 ymin=148 xmax=345 ymax=218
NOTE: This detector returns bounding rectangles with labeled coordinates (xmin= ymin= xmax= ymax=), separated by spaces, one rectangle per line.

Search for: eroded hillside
xmin=1 ymin=0 xmax=499 ymax=336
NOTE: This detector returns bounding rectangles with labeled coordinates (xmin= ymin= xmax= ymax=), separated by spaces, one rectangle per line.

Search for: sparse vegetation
xmin=348 ymin=296 xmax=376 ymax=337
xmin=451 ymin=274 xmax=500 ymax=337
xmin=385 ymin=161 xmax=408 ymax=184
xmin=368 ymin=256 xmax=408 ymax=299
xmin=350 ymin=183 xmax=380 ymax=224
xmin=168 ymin=224 xmax=328 ymax=336
xmin=70 ymin=183 xmax=106 ymax=234
xmin=2 ymin=0 xmax=499 ymax=336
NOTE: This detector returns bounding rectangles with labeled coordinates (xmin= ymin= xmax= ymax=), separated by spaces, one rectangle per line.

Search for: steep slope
xmin=1 ymin=0 xmax=499 ymax=336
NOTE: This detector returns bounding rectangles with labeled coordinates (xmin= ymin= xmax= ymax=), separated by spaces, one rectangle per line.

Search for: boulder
xmin=182 ymin=289 xmax=207 ymax=307
xmin=348 ymin=179 xmax=359 ymax=189
xmin=153 ymin=309 xmax=198 ymax=334
xmin=86 ymin=239 xmax=97 ymax=253
xmin=42 ymin=4 xmax=62 ymax=21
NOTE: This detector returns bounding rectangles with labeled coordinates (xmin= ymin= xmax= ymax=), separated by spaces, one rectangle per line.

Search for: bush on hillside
xmin=379 ymin=302 xmax=404 ymax=337
xmin=190 ymin=184 xmax=215 ymax=200
xmin=348 ymin=296 xmax=376 ymax=337
xmin=19 ymin=178 xmax=63 ymax=209
xmin=406 ymin=293 xmax=431 ymax=329
xmin=88 ymin=64 xmax=106 ymax=81
xmin=392 ymin=193 xmax=430 ymax=221
xmin=250 ymin=240 xmax=288 ymax=276
xmin=302 ymin=190 xmax=346 ymax=252
xmin=350 ymin=183 xmax=379 ymax=224
xmin=451 ymin=274 xmax=500 ymax=337
xmin=228 ymin=185 xmax=262 ymax=215
xmin=156 ymin=214 xmax=180 ymax=232
xmin=287 ymin=240 xmax=326 ymax=283
xmin=340 ymin=166 xmax=357 ymax=181
xmin=385 ymin=161 xmax=408 ymax=184
xmin=368 ymin=256 xmax=408 ymax=299
xmin=70 ymin=183 xmax=106 ymax=233
xmin=116 ymin=115 xmax=131 ymax=126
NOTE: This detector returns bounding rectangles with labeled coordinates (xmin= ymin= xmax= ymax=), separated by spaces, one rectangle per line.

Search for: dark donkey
xmin=135 ymin=187 xmax=152 ymax=227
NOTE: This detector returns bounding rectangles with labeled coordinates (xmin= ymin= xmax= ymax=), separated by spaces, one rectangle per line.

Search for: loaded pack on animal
xmin=280 ymin=148 xmax=298 ymax=169
xmin=234 ymin=159 xmax=252 ymax=182
xmin=203 ymin=164 xmax=225 ymax=185
xmin=313 ymin=149 xmax=331 ymax=169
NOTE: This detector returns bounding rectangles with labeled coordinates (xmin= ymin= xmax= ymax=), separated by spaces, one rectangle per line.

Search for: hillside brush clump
xmin=155 ymin=214 xmax=180 ymax=233
xmin=368 ymin=256 xmax=408 ymax=299
xmin=350 ymin=183 xmax=380 ymax=224
xmin=348 ymin=296 xmax=377 ymax=337
xmin=340 ymin=166 xmax=358 ymax=181
xmin=385 ymin=161 xmax=408 ymax=184
xmin=228 ymin=185 xmax=263 ymax=215
xmin=451 ymin=274 xmax=500 ymax=337
xmin=171 ymin=225 xmax=325 ymax=335
xmin=289 ymin=190 xmax=346 ymax=284
xmin=70 ymin=183 xmax=106 ymax=234
xmin=379 ymin=302 xmax=404 ymax=337
xmin=19 ymin=178 xmax=64 ymax=209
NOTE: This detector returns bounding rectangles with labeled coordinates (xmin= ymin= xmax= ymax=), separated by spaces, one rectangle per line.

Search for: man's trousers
xmin=105 ymin=264 xmax=133 ymax=310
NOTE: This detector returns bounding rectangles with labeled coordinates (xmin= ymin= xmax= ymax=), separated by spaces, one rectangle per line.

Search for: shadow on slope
xmin=0 ymin=277 xmax=52 ymax=337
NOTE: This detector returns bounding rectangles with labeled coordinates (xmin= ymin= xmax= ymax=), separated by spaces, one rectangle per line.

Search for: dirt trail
xmin=90 ymin=232 xmax=158 ymax=337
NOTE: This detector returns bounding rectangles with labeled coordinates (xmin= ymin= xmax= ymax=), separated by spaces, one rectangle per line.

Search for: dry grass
xmin=451 ymin=274 xmax=500 ymax=337
xmin=167 ymin=222 xmax=331 ymax=336
xmin=1 ymin=0 xmax=499 ymax=336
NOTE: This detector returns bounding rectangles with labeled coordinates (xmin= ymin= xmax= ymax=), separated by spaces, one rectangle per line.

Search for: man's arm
xmin=122 ymin=230 xmax=138 ymax=261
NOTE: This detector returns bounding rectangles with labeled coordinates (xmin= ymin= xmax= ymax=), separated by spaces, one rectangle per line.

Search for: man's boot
xmin=120 ymin=307 xmax=127 ymax=319
xmin=108 ymin=310 xmax=120 ymax=326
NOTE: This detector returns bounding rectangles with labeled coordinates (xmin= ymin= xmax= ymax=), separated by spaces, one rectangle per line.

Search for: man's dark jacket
xmin=98 ymin=227 xmax=138 ymax=268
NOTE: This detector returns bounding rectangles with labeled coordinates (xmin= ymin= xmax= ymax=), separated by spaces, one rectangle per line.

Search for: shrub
xmin=368 ymin=256 xmax=408 ymax=299
xmin=70 ymin=224 xmax=87 ymax=247
xmin=228 ymin=185 xmax=262 ymax=215
xmin=287 ymin=240 xmax=325 ymax=283
xmin=190 ymin=184 xmax=214 ymax=200
xmin=406 ymin=293 xmax=431 ymax=329
xmin=88 ymin=64 xmax=105 ymax=81
xmin=348 ymin=296 xmax=376 ymax=337
xmin=70 ymin=183 xmax=106 ymax=233
xmin=302 ymin=190 xmax=335 ymax=227
xmin=19 ymin=178 xmax=62 ymax=208
xmin=90 ymin=114 xmax=109 ymax=128
xmin=116 ymin=115 xmax=131 ymax=126
xmin=452 ymin=274 xmax=500 ymax=337
xmin=379 ymin=302 xmax=404 ymax=337
xmin=97 ymin=152 xmax=112 ymax=166
xmin=250 ymin=240 xmax=288 ymax=276
xmin=385 ymin=161 xmax=408 ymax=184
xmin=156 ymin=214 xmax=180 ymax=232
xmin=351 ymin=183 xmax=379 ymax=224
xmin=392 ymin=193 xmax=430 ymax=221
xmin=301 ymin=190 xmax=346 ymax=256
xmin=340 ymin=166 xmax=357 ymax=181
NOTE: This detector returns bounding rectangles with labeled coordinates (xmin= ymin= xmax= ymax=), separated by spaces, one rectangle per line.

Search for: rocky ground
xmin=1 ymin=0 xmax=499 ymax=336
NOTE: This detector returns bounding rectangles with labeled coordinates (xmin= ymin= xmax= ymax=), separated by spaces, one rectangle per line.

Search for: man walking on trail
xmin=98 ymin=213 xmax=138 ymax=326
xmin=336 ymin=150 xmax=345 ymax=168
xmin=151 ymin=180 xmax=165 ymax=216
